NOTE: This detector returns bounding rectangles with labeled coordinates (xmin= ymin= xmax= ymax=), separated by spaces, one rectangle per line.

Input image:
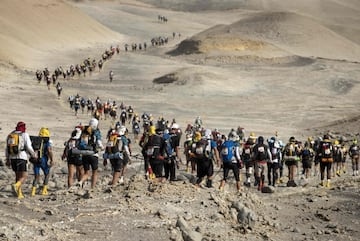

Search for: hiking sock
xmin=119 ymin=176 xmax=124 ymax=184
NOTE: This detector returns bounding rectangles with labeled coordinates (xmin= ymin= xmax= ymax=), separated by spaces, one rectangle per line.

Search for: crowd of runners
xmin=5 ymin=109 xmax=360 ymax=198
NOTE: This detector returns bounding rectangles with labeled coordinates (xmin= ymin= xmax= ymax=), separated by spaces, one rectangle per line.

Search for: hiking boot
xmin=12 ymin=182 xmax=21 ymax=197
xmin=76 ymin=181 xmax=84 ymax=188
xmin=336 ymin=170 xmax=341 ymax=177
xmin=326 ymin=180 xmax=331 ymax=188
xmin=319 ymin=181 xmax=325 ymax=187
xmin=206 ymin=180 xmax=213 ymax=188
xmin=31 ymin=187 xmax=37 ymax=196
xmin=287 ymin=180 xmax=297 ymax=187
xmin=18 ymin=188 xmax=24 ymax=199
xmin=41 ymin=185 xmax=48 ymax=195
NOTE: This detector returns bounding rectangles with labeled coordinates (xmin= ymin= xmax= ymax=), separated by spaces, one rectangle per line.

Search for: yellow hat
xmin=334 ymin=140 xmax=339 ymax=145
xmin=39 ymin=127 xmax=50 ymax=137
xmin=149 ymin=125 xmax=156 ymax=136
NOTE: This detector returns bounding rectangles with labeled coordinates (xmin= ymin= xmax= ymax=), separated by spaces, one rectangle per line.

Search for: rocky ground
xmin=0 ymin=153 xmax=359 ymax=241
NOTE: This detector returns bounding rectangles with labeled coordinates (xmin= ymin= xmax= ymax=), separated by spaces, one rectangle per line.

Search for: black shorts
xmin=110 ymin=158 xmax=126 ymax=172
xmin=302 ymin=159 xmax=312 ymax=169
xmin=243 ymin=159 xmax=255 ymax=169
xmin=11 ymin=159 xmax=27 ymax=172
xmin=222 ymin=162 xmax=240 ymax=182
xmin=149 ymin=159 xmax=164 ymax=178
xmin=285 ymin=160 xmax=298 ymax=167
xmin=67 ymin=154 xmax=83 ymax=166
xmin=82 ymin=155 xmax=99 ymax=171
xmin=196 ymin=158 xmax=214 ymax=179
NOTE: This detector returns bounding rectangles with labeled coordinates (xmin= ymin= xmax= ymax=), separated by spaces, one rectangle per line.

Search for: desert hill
xmin=0 ymin=0 xmax=124 ymax=69
xmin=0 ymin=1 xmax=359 ymax=241
xmin=169 ymin=11 xmax=360 ymax=62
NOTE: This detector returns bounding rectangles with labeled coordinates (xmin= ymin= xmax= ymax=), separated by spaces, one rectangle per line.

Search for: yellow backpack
xmin=7 ymin=132 xmax=23 ymax=155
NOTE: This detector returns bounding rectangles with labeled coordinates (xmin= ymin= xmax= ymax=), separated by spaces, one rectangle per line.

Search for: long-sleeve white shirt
xmin=6 ymin=131 xmax=36 ymax=160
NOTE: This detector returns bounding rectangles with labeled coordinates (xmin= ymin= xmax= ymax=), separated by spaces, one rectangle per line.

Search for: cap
xmin=16 ymin=121 xmax=26 ymax=132
xmin=117 ymin=125 xmax=127 ymax=136
xmin=89 ymin=118 xmax=99 ymax=129
xmin=39 ymin=127 xmax=50 ymax=137
xmin=171 ymin=123 xmax=180 ymax=129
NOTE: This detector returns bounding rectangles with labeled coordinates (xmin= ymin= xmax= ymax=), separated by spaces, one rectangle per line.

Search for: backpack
xmin=7 ymin=132 xmax=24 ymax=155
xmin=349 ymin=144 xmax=359 ymax=157
xmin=255 ymin=144 xmax=268 ymax=161
xmin=301 ymin=147 xmax=313 ymax=160
xmin=270 ymin=146 xmax=280 ymax=160
xmin=78 ymin=126 xmax=95 ymax=151
xmin=146 ymin=135 xmax=162 ymax=158
xmin=285 ymin=143 xmax=297 ymax=157
xmin=29 ymin=136 xmax=49 ymax=164
xmin=321 ymin=141 xmax=333 ymax=158
xmin=220 ymin=140 xmax=234 ymax=163
xmin=106 ymin=133 xmax=120 ymax=154
xmin=242 ymin=143 xmax=252 ymax=161
xmin=194 ymin=139 xmax=211 ymax=160
xmin=163 ymin=133 xmax=174 ymax=158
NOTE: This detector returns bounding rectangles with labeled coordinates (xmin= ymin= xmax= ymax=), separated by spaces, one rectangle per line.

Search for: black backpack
xmin=254 ymin=144 xmax=268 ymax=161
xmin=30 ymin=136 xmax=49 ymax=164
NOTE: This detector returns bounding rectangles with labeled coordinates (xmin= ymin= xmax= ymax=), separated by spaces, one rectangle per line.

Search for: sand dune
xmin=0 ymin=0 xmax=123 ymax=69
xmin=170 ymin=11 xmax=360 ymax=62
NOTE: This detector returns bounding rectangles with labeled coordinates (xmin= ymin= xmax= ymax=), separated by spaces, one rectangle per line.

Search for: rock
xmin=231 ymin=201 xmax=257 ymax=229
xmin=181 ymin=173 xmax=197 ymax=185
xmin=176 ymin=216 xmax=202 ymax=241
xmin=60 ymin=167 xmax=68 ymax=174
xmin=261 ymin=186 xmax=275 ymax=193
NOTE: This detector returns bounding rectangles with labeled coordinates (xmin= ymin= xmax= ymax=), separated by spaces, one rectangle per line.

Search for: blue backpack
xmin=163 ymin=133 xmax=173 ymax=157
xmin=221 ymin=140 xmax=234 ymax=163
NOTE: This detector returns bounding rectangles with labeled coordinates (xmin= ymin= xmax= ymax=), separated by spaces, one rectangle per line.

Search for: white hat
xmin=89 ymin=118 xmax=99 ymax=129
xmin=204 ymin=129 xmax=212 ymax=139
xmin=171 ymin=123 xmax=180 ymax=129
xmin=117 ymin=125 xmax=127 ymax=136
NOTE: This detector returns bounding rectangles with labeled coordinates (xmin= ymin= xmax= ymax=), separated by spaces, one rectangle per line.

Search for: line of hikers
xmin=5 ymin=116 xmax=360 ymax=198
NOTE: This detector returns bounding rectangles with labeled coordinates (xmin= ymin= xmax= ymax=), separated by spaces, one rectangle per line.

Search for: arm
xmin=24 ymin=133 xmax=36 ymax=158
xmin=212 ymin=146 xmax=221 ymax=167
xmin=267 ymin=148 xmax=272 ymax=162
xmin=47 ymin=141 xmax=54 ymax=167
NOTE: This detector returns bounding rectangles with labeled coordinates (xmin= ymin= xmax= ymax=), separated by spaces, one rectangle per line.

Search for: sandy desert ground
xmin=0 ymin=0 xmax=359 ymax=240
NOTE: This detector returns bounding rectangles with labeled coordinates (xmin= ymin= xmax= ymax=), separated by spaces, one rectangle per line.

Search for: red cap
xmin=16 ymin=121 xmax=26 ymax=132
